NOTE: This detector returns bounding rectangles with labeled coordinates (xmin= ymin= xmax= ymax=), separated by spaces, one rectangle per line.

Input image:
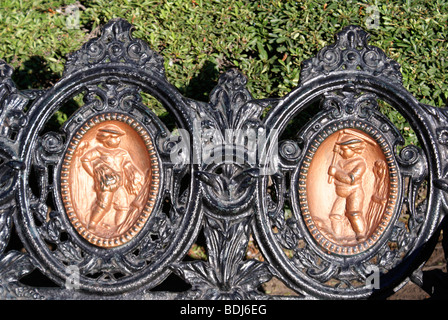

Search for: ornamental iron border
xmin=0 ymin=19 xmax=446 ymax=300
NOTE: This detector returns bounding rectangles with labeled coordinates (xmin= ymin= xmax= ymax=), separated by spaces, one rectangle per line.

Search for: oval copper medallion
xmin=60 ymin=113 xmax=160 ymax=248
xmin=299 ymin=127 xmax=399 ymax=256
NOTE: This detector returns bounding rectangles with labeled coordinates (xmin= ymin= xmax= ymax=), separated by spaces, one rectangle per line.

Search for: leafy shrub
xmin=0 ymin=0 xmax=447 ymax=146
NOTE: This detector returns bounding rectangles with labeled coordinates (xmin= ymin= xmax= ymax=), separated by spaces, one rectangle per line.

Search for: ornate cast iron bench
xmin=0 ymin=18 xmax=446 ymax=300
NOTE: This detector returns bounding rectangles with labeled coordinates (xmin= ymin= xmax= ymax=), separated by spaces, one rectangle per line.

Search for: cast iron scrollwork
xmin=1 ymin=18 xmax=202 ymax=297
xmin=0 ymin=60 xmax=45 ymax=299
xmin=254 ymin=25 xmax=446 ymax=299
xmin=170 ymin=69 xmax=273 ymax=299
xmin=0 ymin=20 xmax=446 ymax=300
xmin=64 ymin=17 xmax=164 ymax=76
xmin=300 ymin=25 xmax=402 ymax=84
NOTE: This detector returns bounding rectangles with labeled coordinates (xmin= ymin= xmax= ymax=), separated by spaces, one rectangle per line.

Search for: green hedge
xmin=1 ymin=0 xmax=447 ymax=145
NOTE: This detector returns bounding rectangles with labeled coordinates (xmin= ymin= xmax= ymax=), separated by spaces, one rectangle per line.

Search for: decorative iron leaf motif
xmin=0 ymin=251 xmax=44 ymax=300
xmin=0 ymin=61 xmax=27 ymax=260
xmin=0 ymin=60 xmax=29 ymax=142
xmin=169 ymin=68 xmax=273 ymax=299
xmin=171 ymin=216 xmax=272 ymax=299
xmin=64 ymin=18 xmax=165 ymax=76
xmin=190 ymin=69 xmax=264 ymax=153
xmin=81 ymin=78 xmax=144 ymax=113
xmin=0 ymin=61 xmax=26 ymax=200
xmin=300 ymin=25 xmax=402 ymax=84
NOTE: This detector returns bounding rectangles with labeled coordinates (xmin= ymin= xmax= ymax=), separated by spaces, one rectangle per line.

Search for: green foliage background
xmin=0 ymin=0 xmax=447 ymax=145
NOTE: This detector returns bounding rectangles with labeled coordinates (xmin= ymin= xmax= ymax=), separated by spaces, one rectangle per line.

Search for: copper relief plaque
xmin=300 ymin=127 xmax=398 ymax=255
xmin=61 ymin=113 xmax=160 ymax=248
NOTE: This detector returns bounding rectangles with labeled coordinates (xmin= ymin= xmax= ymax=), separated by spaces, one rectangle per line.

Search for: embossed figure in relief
xmin=304 ymin=127 xmax=394 ymax=254
xmin=327 ymin=129 xmax=376 ymax=242
xmin=62 ymin=114 xmax=158 ymax=248
xmin=80 ymin=124 xmax=144 ymax=234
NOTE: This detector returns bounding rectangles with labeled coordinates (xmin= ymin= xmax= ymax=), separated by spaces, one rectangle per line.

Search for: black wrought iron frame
xmin=0 ymin=19 xmax=446 ymax=300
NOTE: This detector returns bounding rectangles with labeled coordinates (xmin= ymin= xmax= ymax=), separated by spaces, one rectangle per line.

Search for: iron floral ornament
xmin=0 ymin=20 xmax=446 ymax=300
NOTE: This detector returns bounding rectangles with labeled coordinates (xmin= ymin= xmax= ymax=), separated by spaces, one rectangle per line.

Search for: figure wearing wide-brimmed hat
xmin=327 ymin=129 xmax=376 ymax=242
xmin=80 ymin=124 xmax=144 ymax=233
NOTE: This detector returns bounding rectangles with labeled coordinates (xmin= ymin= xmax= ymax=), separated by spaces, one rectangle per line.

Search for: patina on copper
xmin=300 ymin=127 xmax=398 ymax=255
xmin=60 ymin=113 xmax=160 ymax=248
